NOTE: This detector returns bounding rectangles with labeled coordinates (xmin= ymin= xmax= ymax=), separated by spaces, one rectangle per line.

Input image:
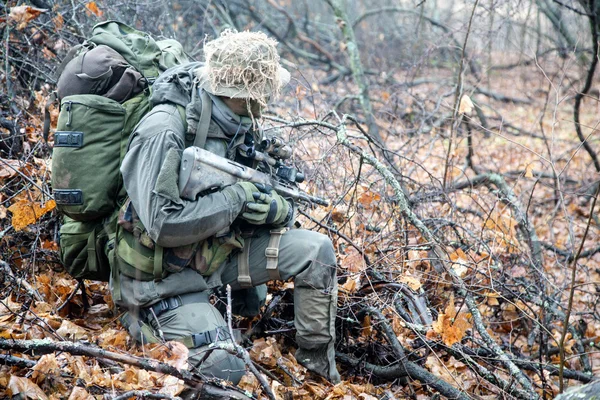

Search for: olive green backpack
xmin=51 ymin=21 xmax=189 ymax=283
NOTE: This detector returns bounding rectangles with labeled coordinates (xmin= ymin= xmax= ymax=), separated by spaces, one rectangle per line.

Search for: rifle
xmin=178 ymin=146 xmax=329 ymax=207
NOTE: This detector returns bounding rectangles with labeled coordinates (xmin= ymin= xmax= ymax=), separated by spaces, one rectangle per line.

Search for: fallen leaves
xmin=0 ymin=158 xmax=21 ymax=180
xmin=8 ymin=6 xmax=47 ymax=30
xmin=8 ymin=198 xmax=56 ymax=231
xmin=31 ymin=354 xmax=59 ymax=383
xmin=429 ymin=294 xmax=472 ymax=346
xmin=85 ymin=2 xmax=104 ymax=17
xmin=7 ymin=375 xmax=48 ymax=400
xmin=250 ymin=337 xmax=282 ymax=367
xmin=397 ymin=274 xmax=422 ymax=291
xmin=56 ymin=320 xmax=89 ymax=340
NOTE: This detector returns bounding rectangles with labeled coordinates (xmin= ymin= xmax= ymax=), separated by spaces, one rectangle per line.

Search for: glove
xmin=234 ymin=182 xmax=292 ymax=226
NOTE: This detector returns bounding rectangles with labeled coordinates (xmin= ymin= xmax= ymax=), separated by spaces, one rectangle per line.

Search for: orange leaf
xmin=432 ymin=294 xmax=471 ymax=346
xmin=361 ymin=314 xmax=373 ymax=337
xmin=85 ymin=2 xmax=104 ymax=17
xmin=340 ymin=276 xmax=359 ymax=294
xmin=358 ymin=189 xmax=381 ymax=209
xmin=8 ymin=199 xmax=56 ymax=231
xmin=524 ymin=163 xmax=534 ymax=178
xmin=53 ymin=14 xmax=64 ymax=30
xmin=68 ymin=386 xmax=94 ymax=400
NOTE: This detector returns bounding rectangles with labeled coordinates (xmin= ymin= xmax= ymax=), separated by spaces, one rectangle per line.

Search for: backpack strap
xmin=193 ymin=90 xmax=212 ymax=149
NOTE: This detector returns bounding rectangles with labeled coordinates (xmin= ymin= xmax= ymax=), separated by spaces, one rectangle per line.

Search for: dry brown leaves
xmin=7 ymin=198 xmax=55 ymax=231
xmin=429 ymin=294 xmax=472 ymax=346
xmin=7 ymin=6 xmax=46 ymax=30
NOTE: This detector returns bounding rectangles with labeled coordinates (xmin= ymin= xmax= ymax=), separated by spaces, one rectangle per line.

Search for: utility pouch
xmin=192 ymin=231 xmax=244 ymax=276
xmin=59 ymin=214 xmax=116 ymax=282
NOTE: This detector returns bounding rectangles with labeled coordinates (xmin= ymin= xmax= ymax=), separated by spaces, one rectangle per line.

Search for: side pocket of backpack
xmin=59 ymin=216 xmax=111 ymax=282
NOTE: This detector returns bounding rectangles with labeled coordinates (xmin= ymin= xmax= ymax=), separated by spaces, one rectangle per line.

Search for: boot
xmin=296 ymin=344 xmax=341 ymax=383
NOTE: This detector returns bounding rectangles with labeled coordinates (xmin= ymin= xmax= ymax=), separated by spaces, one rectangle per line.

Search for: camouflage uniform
xmin=110 ymin=32 xmax=340 ymax=384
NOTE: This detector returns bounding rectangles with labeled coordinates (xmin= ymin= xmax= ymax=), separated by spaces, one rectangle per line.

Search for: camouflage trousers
xmin=144 ymin=228 xmax=338 ymax=384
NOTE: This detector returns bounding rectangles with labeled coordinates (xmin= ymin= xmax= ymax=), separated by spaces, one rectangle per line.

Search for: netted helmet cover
xmin=200 ymin=29 xmax=284 ymax=106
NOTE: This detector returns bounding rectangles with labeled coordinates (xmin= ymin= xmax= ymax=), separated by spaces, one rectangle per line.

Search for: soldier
xmin=111 ymin=30 xmax=341 ymax=386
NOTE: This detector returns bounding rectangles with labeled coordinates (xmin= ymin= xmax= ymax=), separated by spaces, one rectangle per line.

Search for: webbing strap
xmin=178 ymin=328 xmax=241 ymax=349
xmin=112 ymin=218 xmax=122 ymax=302
xmin=194 ymin=90 xmax=212 ymax=149
xmin=86 ymin=227 xmax=98 ymax=273
xmin=153 ymin=245 xmax=164 ymax=281
xmin=237 ymin=237 xmax=253 ymax=288
xmin=265 ymin=228 xmax=288 ymax=280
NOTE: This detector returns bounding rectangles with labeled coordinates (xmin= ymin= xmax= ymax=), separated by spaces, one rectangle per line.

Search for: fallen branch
xmin=0 ymin=338 xmax=249 ymax=399
xmin=110 ymin=391 xmax=182 ymax=400
xmin=473 ymin=87 xmax=533 ymax=104
xmin=336 ymin=352 xmax=469 ymax=400
xmin=0 ymin=353 xmax=37 ymax=368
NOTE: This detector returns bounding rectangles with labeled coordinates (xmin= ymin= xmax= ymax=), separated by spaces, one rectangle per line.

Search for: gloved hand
xmin=233 ymin=182 xmax=292 ymax=226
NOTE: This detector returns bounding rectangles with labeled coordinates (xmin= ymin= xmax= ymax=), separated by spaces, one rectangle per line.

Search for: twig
xmin=573 ymin=8 xmax=600 ymax=173
xmin=226 ymin=285 xmax=276 ymax=400
xmin=0 ymin=158 xmax=53 ymax=198
xmin=56 ymin=279 xmax=83 ymax=312
xmin=0 ymin=259 xmax=44 ymax=302
xmin=298 ymin=209 xmax=364 ymax=254
xmin=443 ymin=0 xmax=480 ymax=189
xmin=326 ymin=0 xmax=382 ymax=144
xmin=552 ymin=0 xmax=592 ymax=16
xmin=559 ymin=182 xmax=600 ymax=392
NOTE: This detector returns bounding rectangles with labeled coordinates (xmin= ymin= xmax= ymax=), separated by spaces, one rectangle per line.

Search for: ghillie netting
xmin=198 ymin=29 xmax=284 ymax=107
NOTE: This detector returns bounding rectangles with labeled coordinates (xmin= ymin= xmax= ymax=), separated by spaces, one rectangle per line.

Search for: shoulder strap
xmin=193 ymin=90 xmax=212 ymax=149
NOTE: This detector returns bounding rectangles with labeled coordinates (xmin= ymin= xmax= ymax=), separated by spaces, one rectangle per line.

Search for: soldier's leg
xmin=220 ymin=228 xmax=340 ymax=382
xmin=144 ymin=291 xmax=246 ymax=384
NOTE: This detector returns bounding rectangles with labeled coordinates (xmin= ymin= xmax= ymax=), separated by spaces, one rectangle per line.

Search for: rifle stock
xmin=179 ymin=146 xmax=329 ymax=207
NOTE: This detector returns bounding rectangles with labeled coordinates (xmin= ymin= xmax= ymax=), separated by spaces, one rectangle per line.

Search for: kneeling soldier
xmin=111 ymin=30 xmax=340 ymax=385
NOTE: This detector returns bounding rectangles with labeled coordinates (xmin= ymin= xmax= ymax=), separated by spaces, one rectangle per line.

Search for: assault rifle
xmin=178 ymin=145 xmax=329 ymax=207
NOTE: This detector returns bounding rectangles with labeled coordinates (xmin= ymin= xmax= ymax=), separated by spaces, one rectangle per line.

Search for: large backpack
xmin=51 ymin=21 xmax=189 ymax=283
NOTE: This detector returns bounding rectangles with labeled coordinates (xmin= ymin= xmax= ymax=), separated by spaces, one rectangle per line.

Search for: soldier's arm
xmin=120 ymin=107 xmax=246 ymax=248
